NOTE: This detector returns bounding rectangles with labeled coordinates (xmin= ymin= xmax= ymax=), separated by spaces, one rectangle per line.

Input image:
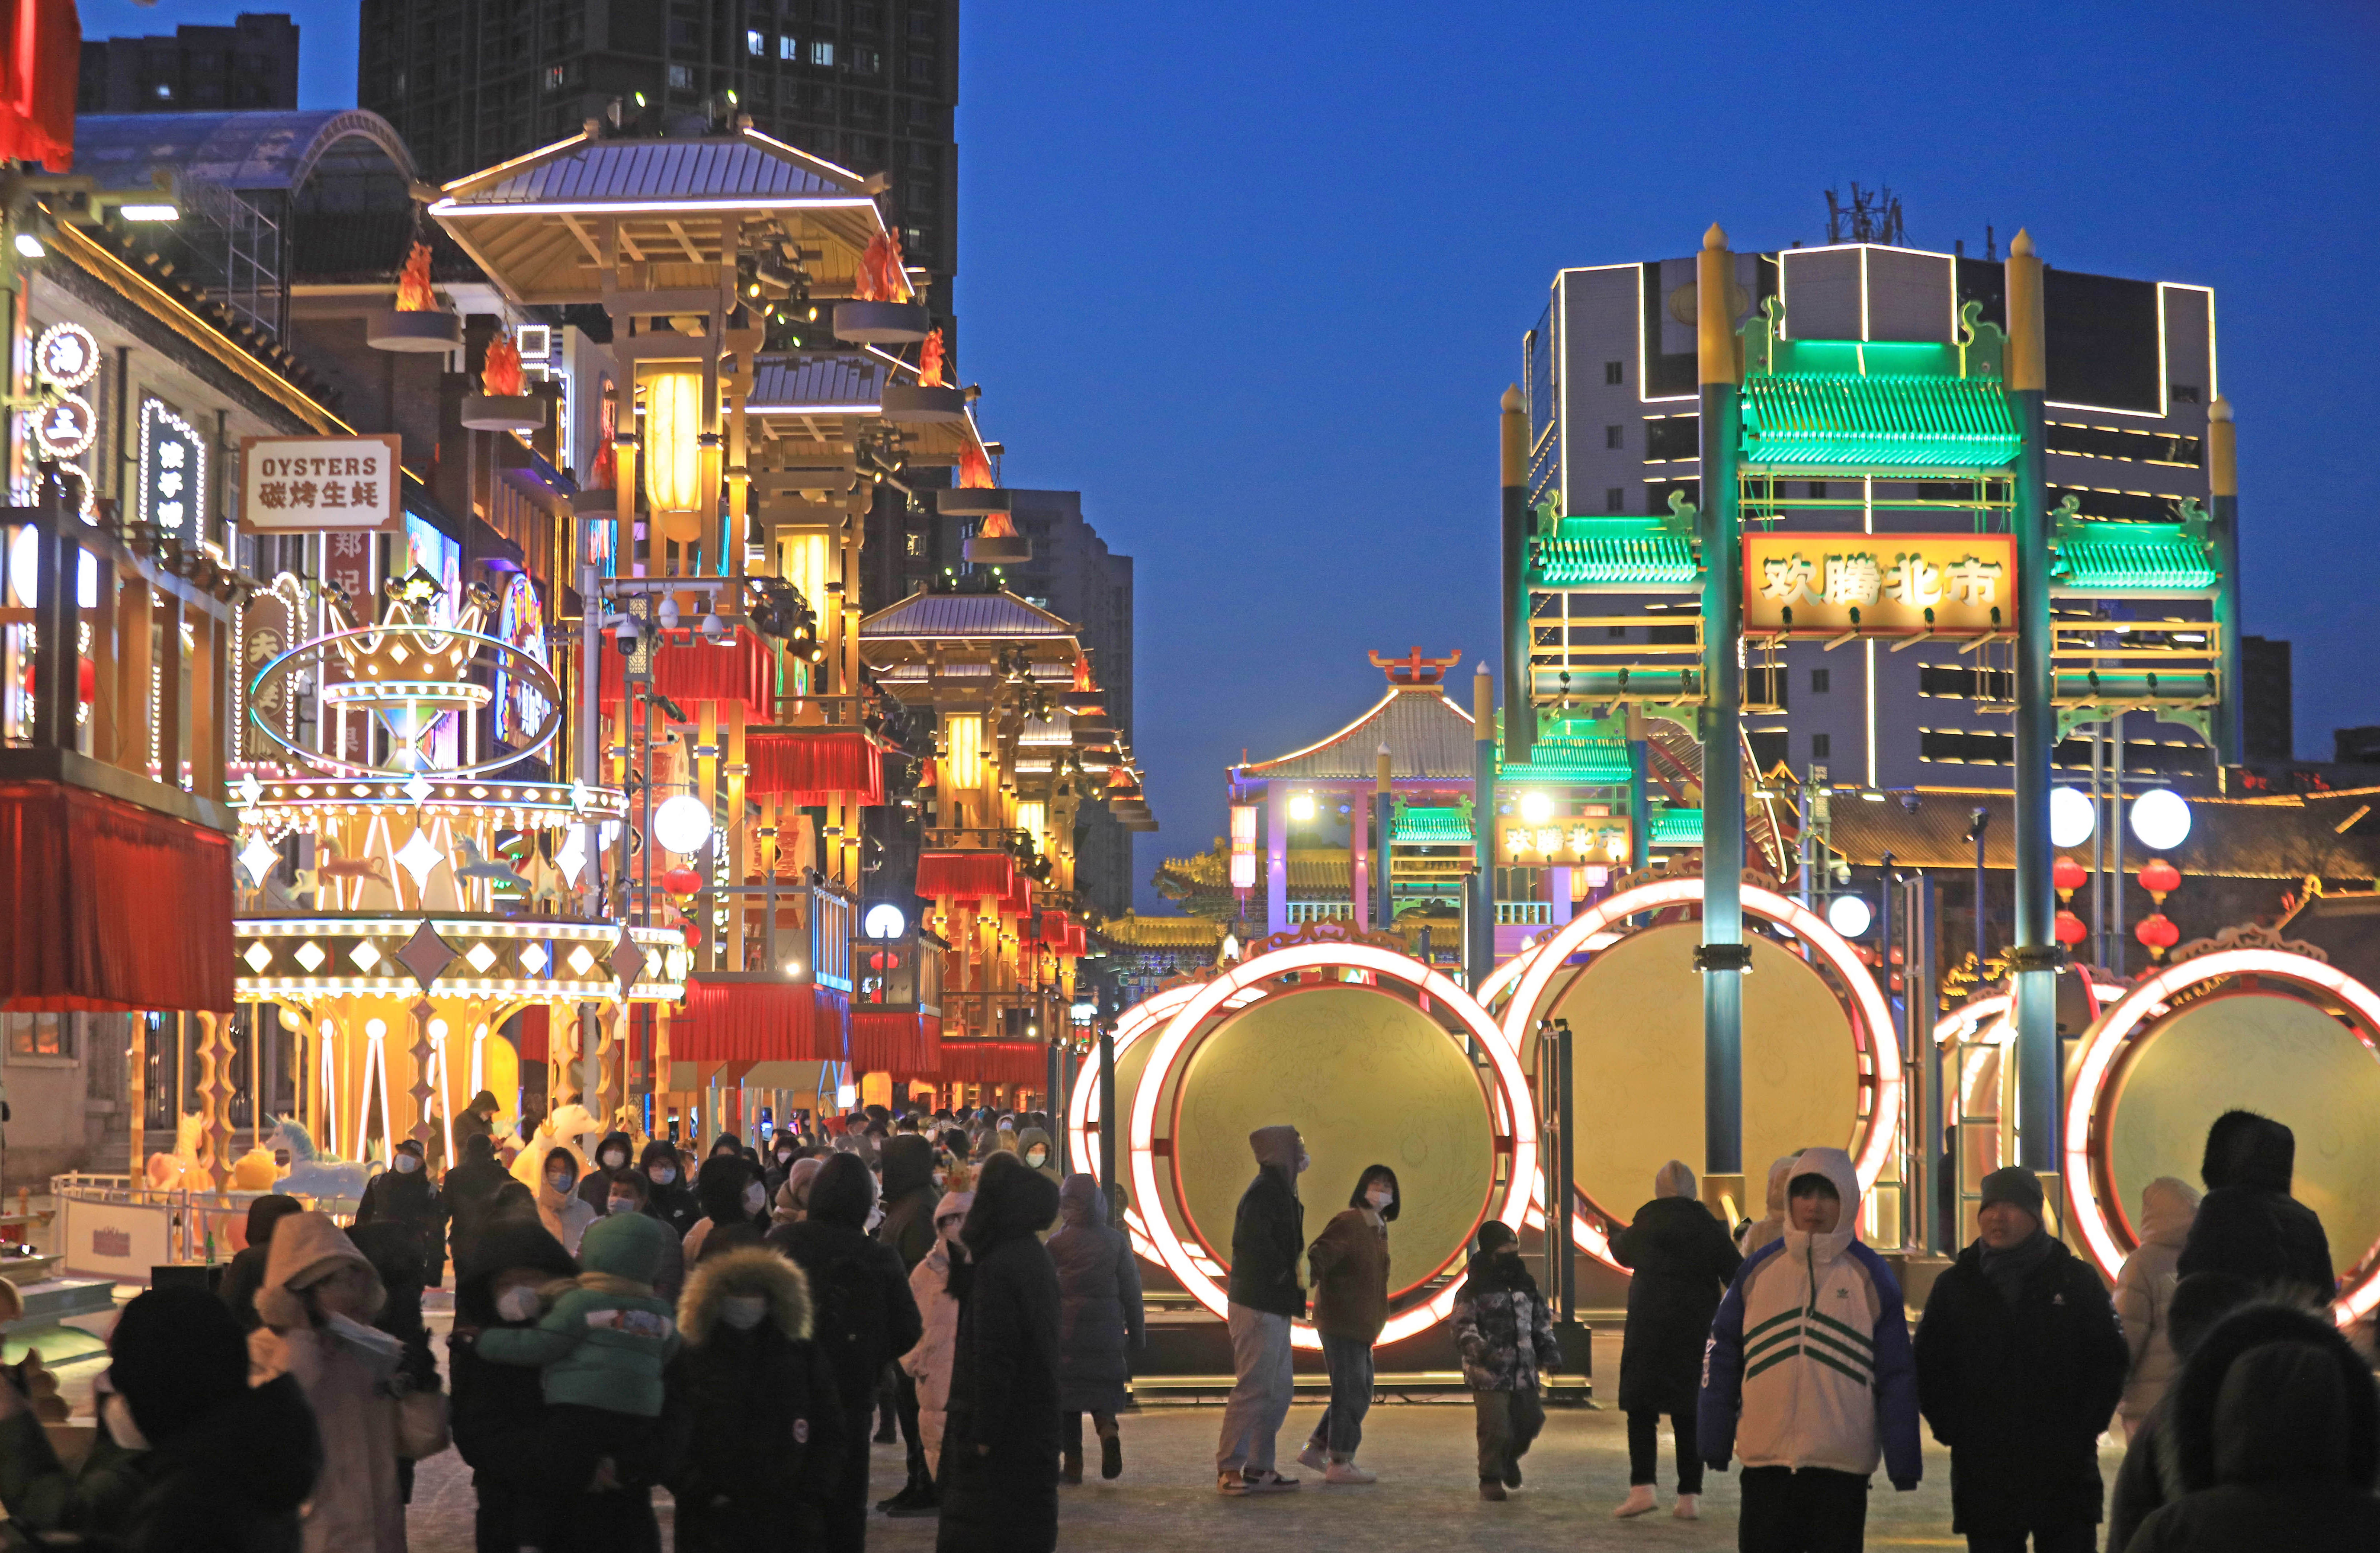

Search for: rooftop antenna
xmin=1823 ymin=183 xmax=1906 ymax=246
xmin=1986 ymin=223 xmax=1998 ymax=262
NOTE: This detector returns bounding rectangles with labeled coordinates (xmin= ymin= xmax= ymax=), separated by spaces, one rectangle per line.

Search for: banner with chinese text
xmin=1742 ymin=532 xmax=2015 ymax=637
xmin=239 ymin=434 xmax=403 ymax=532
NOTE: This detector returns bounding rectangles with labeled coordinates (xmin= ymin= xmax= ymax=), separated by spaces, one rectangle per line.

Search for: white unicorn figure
xmin=263 ymin=1116 xmax=376 ymax=1205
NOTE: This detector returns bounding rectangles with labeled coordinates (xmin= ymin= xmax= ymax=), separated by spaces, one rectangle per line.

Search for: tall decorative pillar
xmin=1695 ymin=223 xmax=1747 ymax=1191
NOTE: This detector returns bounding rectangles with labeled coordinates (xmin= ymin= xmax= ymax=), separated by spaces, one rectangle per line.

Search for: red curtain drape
xmin=597 ymin=626 xmax=776 ymax=722
xmin=0 ymin=1 xmax=77 ymax=171
xmin=672 ymin=979 xmax=850 ymax=1063
xmin=1034 ymin=911 xmax=1072 ymax=946
xmin=513 ymin=1006 xmax=549 ymax=1062
xmin=746 ymin=729 xmax=883 ymax=805
xmin=915 ymin=851 xmax=1013 ymax=901
xmin=935 ymin=1039 xmax=1047 ymax=1088
xmin=850 ymin=1010 xmax=940 ymax=1078
xmin=0 ymin=782 xmax=233 ymax=1013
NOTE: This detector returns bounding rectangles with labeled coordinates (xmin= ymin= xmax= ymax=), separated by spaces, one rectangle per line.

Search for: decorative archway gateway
xmin=1497 ymin=874 xmax=1902 ymax=1270
xmin=1125 ymin=932 xmax=1537 ymax=1350
xmin=2061 ymin=928 xmax=2380 ymax=1325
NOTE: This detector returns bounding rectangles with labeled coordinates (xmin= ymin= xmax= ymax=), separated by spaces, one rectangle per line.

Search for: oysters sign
xmin=239 ymin=433 xmax=404 ymax=532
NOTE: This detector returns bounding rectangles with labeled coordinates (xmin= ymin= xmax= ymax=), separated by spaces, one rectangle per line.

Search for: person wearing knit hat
xmin=1453 ymin=1218 xmax=1562 ymax=1499
xmin=1915 ymin=1163 xmax=2131 ymax=1550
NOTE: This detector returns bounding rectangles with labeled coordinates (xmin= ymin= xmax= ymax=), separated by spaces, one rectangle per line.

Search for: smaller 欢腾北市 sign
xmin=1742 ymin=532 xmax=2016 ymax=637
xmin=239 ymin=434 xmax=404 ymax=532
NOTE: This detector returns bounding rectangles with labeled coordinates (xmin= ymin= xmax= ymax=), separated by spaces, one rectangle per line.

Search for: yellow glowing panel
xmin=946 ymin=714 xmax=984 ymax=792
xmin=641 ymin=370 xmax=704 ymax=514
xmin=777 ymin=529 xmax=832 ymax=612
xmin=1015 ymin=800 xmax=1046 ymax=845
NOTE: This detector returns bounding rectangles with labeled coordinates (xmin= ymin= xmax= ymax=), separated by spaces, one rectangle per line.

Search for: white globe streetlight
xmin=652 ymin=793 xmax=714 ymax=855
xmin=1826 ymin=893 xmax=1873 ymax=938
xmin=2129 ymin=788 xmax=2192 ymax=851
xmin=2049 ymin=786 xmax=2096 ymax=848
xmin=863 ymin=903 xmax=907 ymax=939
xmin=1518 ymin=791 xmax=1555 ymax=824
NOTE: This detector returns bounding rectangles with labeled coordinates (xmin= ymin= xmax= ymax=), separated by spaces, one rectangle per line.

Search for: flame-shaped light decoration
xmin=918 ymin=329 xmax=947 ymax=388
xmin=482 ymin=334 xmax=525 ymax=398
xmin=854 ymin=229 xmax=911 ymax=302
xmin=957 ymin=441 xmax=994 ymax=490
xmin=396 ymin=242 xmax=438 ymax=312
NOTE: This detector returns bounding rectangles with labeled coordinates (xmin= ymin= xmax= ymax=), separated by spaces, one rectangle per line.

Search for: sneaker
xmin=1101 ymin=1432 xmax=1124 ymax=1480
xmin=1673 ymin=1494 xmax=1700 ymax=1521
xmin=1296 ymin=1444 xmax=1328 ymax=1472
xmin=880 ymin=1486 xmax=939 ymax=1519
xmin=1217 ymin=1470 xmax=1251 ymax=1496
xmin=1061 ymin=1449 xmax=1083 ymax=1486
xmin=1614 ymin=1485 xmax=1658 ymax=1518
xmin=1480 ymin=1479 xmax=1508 ymax=1502
xmin=1323 ymin=1461 xmax=1376 ymax=1485
xmin=1504 ymin=1461 xmax=1523 ymax=1489
xmin=1245 ymin=1469 xmax=1301 ymax=1492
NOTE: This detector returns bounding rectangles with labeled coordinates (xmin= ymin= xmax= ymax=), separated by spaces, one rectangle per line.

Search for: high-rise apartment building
xmin=357 ymin=1 xmax=959 ymax=312
xmin=78 ymin=13 xmax=299 ymax=114
xmin=1525 ymin=241 xmax=2222 ymax=793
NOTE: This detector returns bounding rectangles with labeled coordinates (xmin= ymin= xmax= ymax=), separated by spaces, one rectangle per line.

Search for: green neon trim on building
xmin=1650 ymin=808 xmax=1704 ymax=847
xmin=1495 ymin=738 xmax=1631 ymax=786
xmin=1533 ymin=522 xmax=1699 ymax=587
xmin=1739 ymin=373 xmax=2022 ymax=471
xmin=1393 ymin=807 xmax=1474 ymax=845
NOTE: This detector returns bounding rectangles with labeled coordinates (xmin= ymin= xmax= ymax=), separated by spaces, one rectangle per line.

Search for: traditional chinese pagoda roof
xmin=1532 ymin=516 xmax=1699 ymax=589
xmin=861 ymin=589 xmax=1077 ymax=642
xmin=1091 ymin=913 xmax=1225 ymax=953
xmin=2053 ymin=519 xmax=2217 ymax=593
xmin=1736 ymin=301 xmax=2022 ymax=475
xmin=1498 ymin=737 xmax=1632 ymax=786
xmin=1238 ymin=685 xmax=1477 ymax=784
xmin=1651 ymin=808 xmax=1705 ymax=847
xmin=1393 ymin=806 xmax=1474 ymax=846
xmin=1153 ymin=845 xmax=1357 ymax=905
xmin=748 ymin=351 xmax=884 ymax=411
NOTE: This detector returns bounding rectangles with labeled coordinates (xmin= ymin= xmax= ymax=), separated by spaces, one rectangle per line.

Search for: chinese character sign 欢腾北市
xmin=1741 ymin=532 xmax=2016 ymax=637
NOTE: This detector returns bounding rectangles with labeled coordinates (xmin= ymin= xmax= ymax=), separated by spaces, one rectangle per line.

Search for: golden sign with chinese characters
xmin=1742 ymin=532 xmax=2016 ymax=637
xmin=1495 ymin=816 xmax=1632 ymax=868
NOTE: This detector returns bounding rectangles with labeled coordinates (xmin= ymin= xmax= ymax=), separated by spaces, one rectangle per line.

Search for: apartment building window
xmin=2170 ymin=383 xmax=2201 ymax=404
xmin=851 ymin=46 xmax=881 ymax=73
xmin=909 ymin=8 xmax=935 ymax=35
xmin=1604 ymin=425 xmax=1623 ymax=450
xmin=668 ymin=64 xmax=694 ymax=89
xmin=810 ymin=40 xmax=836 ymax=66
xmin=543 ymin=65 xmax=565 ymax=92
xmin=1809 ymin=734 xmax=1831 ymax=760
xmin=1605 ymin=488 xmax=1625 ymax=513
xmin=1810 ymin=668 xmax=1830 ymax=693
xmin=7 ymin=1012 xmax=69 ymax=1057
xmin=1644 ymin=417 xmax=1700 ymax=461
xmin=906 ymin=54 xmax=935 ymax=82
xmin=748 ymin=29 xmax=765 ymax=53
xmin=669 ymin=20 xmax=699 ymax=46
xmin=1604 ymin=361 xmax=1624 ymax=386
xmin=1607 ymin=625 xmax=1627 ymax=638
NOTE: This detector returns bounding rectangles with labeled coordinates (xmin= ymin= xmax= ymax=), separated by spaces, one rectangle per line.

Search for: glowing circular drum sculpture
xmin=1127 ymin=942 xmax=1535 ymax=1350
xmin=2063 ymin=946 xmax=2380 ymax=1324
xmin=1500 ymin=879 xmax=1901 ymax=1269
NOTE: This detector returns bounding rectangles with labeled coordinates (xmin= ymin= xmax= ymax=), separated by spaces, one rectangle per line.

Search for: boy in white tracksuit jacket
xmin=1699 ymin=1148 xmax=1921 ymax=1550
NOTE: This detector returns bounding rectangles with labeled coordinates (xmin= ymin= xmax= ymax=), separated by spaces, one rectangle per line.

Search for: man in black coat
xmin=1915 ymin=1166 xmax=2130 ymax=1553
xmin=354 ymin=1136 xmax=451 ymax=1285
xmin=934 ymin=1152 xmax=1064 ymax=1553
xmin=640 ymin=1137 xmax=700 ymax=1239
xmin=576 ymin=1130 xmax=638 ymax=1212
xmin=767 ymin=1151 xmax=924 ymax=1553
xmin=874 ymin=1132 xmax=944 ymax=1516
xmin=443 ymin=1133 xmax=515 ymax=1276
xmin=1611 ymin=1159 xmax=1740 ymax=1517
xmin=448 ymin=1214 xmax=583 ymax=1553
xmin=2175 ymin=1109 xmax=2334 ymax=1303
xmin=1214 ymin=1124 xmax=1306 ymax=1494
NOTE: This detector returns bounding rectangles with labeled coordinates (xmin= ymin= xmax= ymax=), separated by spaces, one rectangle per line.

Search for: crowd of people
xmin=0 ymin=1100 xmax=2366 ymax=1553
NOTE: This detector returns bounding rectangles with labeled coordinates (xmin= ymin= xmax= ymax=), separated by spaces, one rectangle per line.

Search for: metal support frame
xmin=1902 ymin=872 xmax=1941 ymax=1253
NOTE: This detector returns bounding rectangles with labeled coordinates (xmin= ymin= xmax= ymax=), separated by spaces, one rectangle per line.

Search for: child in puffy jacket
xmin=1449 ymin=1220 xmax=1561 ymax=1501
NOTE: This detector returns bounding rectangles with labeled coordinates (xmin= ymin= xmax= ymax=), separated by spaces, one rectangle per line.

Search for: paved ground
xmin=402 ymin=1398 xmax=2126 ymax=1551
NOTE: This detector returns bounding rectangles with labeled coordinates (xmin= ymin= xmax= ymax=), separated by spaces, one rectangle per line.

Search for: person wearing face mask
xmin=1452 ymin=1220 xmax=1562 ymax=1501
xmin=664 ymin=1244 xmax=846 ymax=1550
xmin=1050 ymin=1173 xmax=1145 ymax=1485
xmin=448 ymin=1216 xmax=579 ymax=1553
xmin=1914 ymin=1164 xmax=2128 ymax=1553
xmin=898 ymin=1189 xmax=975 ymax=1513
xmin=1215 ymin=1124 xmax=1308 ymax=1495
xmin=1612 ymin=1159 xmax=1741 ymax=1520
xmin=1297 ymin=1164 xmax=1400 ymax=1485
xmin=1700 ymin=1148 xmax=1922 ymax=1547
xmin=1016 ymin=1125 xmax=1061 ymax=1187
xmin=606 ymin=1168 xmax=684 ymax=1303
xmin=354 ymin=1136 xmax=452 ymax=1286
xmin=778 ymin=1153 xmax=825 ymax=1226
xmin=445 ymin=1132 xmax=518 ymax=1276
xmin=683 ymin=1153 xmax=766 ymax=1264
xmin=577 ymin=1129 xmax=638 ymax=1212
xmin=873 ymin=1132 xmax=945 ymax=1515
xmin=639 ymin=1137 xmax=699 ymax=1238
xmin=0 ymin=1286 xmax=319 ymax=1552
xmin=249 ymin=1211 xmax=409 ymax=1553
xmin=527 ymin=1136 xmax=596 ymax=1255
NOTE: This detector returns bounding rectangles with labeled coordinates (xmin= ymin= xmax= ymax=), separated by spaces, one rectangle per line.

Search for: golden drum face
xmin=1166 ymin=982 xmax=1495 ymax=1298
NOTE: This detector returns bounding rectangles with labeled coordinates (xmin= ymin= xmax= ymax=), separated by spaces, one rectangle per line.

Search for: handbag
xmin=394 ymin=1383 xmax=451 ymax=1460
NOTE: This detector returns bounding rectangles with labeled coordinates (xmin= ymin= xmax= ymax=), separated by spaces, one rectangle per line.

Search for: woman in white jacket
xmin=899 ymin=1189 xmax=973 ymax=1484
xmin=2113 ymin=1176 xmax=2200 ymax=1438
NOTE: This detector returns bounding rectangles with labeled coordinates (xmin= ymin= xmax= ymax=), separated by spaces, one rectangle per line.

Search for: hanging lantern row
xmin=2044 ymin=856 xmax=2186 ymax=960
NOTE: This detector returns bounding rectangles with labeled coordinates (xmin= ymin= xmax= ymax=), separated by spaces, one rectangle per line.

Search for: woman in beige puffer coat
xmin=2114 ymin=1175 xmax=2200 ymax=1438
xmin=899 ymin=1189 xmax=974 ymax=1479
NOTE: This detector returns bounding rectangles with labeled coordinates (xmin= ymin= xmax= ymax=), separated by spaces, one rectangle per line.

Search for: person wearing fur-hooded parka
xmin=935 ymin=1152 xmax=1064 ymax=1553
xmin=664 ymin=1245 xmax=846 ymax=1552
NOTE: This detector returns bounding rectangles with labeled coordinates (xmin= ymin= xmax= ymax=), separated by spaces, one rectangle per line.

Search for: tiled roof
xmin=748 ymin=353 xmax=883 ymax=411
xmin=449 ymin=132 xmax=859 ymax=205
xmin=1651 ymin=808 xmax=1705 ymax=847
xmin=2053 ymin=522 xmax=2217 ymax=592
xmin=1826 ymin=789 xmax=2380 ymax=881
xmin=1499 ymin=738 xmax=1632 ymax=786
xmin=1740 ymin=373 xmax=2021 ymax=473
xmin=1241 ymin=686 xmax=1477 ymax=782
xmin=1533 ymin=519 xmax=1698 ymax=588
xmin=1394 ymin=807 xmax=1475 ymax=845
xmin=1093 ymin=914 xmax=1224 ymax=951
xmin=860 ymin=590 xmax=1076 ymax=641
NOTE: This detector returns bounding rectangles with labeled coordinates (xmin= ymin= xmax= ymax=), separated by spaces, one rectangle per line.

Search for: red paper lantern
xmin=2055 ymin=909 xmax=2088 ymax=947
xmin=2135 ymin=912 xmax=2180 ymax=959
xmin=2137 ymin=858 xmax=2182 ymax=901
xmin=680 ymin=921 xmax=703 ymax=948
xmin=661 ymin=866 xmax=704 ymax=896
xmin=2052 ymin=856 xmax=2088 ymax=898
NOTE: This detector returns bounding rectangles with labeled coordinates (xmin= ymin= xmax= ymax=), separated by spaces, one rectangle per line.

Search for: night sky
xmin=96 ymin=1 xmax=2380 ymax=912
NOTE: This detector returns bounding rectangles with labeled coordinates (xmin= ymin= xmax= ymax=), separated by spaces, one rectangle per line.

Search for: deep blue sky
xmin=94 ymin=2 xmax=2380 ymax=912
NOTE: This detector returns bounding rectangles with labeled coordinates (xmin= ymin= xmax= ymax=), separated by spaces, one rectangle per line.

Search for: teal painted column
xmin=1471 ymin=664 xmax=1497 ymax=990
xmin=2209 ymin=397 xmax=2242 ymax=767
xmin=1695 ymin=225 xmax=1745 ymax=1181
xmin=2007 ymin=231 xmax=2059 ymax=1174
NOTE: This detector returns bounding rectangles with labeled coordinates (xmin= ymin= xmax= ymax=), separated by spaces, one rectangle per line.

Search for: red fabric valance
xmin=0 ymin=782 xmax=232 ymax=1013
xmin=672 ymin=978 xmax=850 ymax=1064
xmin=1062 ymin=925 xmax=1087 ymax=957
xmin=915 ymin=851 xmax=1014 ymax=902
xmin=999 ymin=879 xmax=1032 ymax=919
xmin=0 ymin=1 xmax=78 ymax=171
xmin=935 ymin=1039 xmax=1048 ymax=1088
xmin=597 ymin=625 xmax=777 ymax=722
xmin=747 ymin=729 xmax=884 ymax=806
xmin=850 ymin=1011 xmax=940 ymax=1079
xmin=1033 ymin=911 xmax=1072 ymax=947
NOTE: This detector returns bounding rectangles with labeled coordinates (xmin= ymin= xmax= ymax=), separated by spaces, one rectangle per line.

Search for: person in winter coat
xmin=2176 ymin=1108 xmax=2335 ymax=1303
xmin=1613 ymin=1158 xmax=1741 ymax=1520
xmin=767 ymin=1149 xmax=925 ymax=1553
xmin=1049 ymin=1173 xmax=1146 ymax=1484
xmin=455 ymin=1088 xmax=502 ymax=1154
xmin=637 ymin=1137 xmax=699 ymax=1239
xmin=248 ymin=1211 xmax=409 ymax=1553
xmin=1016 ymin=1124 xmax=1061 ymax=1184
xmin=527 ymin=1135 xmax=597 ymax=1254
xmin=665 ymin=1244 xmax=846 ymax=1551
xmin=577 ymin=1130 xmax=638 ymax=1212
xmin=1451 ymin=1219 xmax=1562 ymax=1501
xmin=2104 ymin=1272 xmax=2255 ymax=1553
xmin=219 ymin=1191 xmax=304 ymax=1332
xmin=1296 ymin=1163 xmax=1398 ymax=1484
xmin=444 ymin=1133 xmax=517 ymax=1273
xmin=1915 ymin=1164 xmax=2129 ymax=1553
xmin=2126 ymin=1300 xmax=2380 ymax=1552
xmin=874 ymin=1132 xmax=945 ymax=1513
xmin=777 ymin=1154 xmax=824 ymax=1226
xmin=900 ymin=1188 xmax=974 ymax=1499
xmin=0 ymin=1286 xmax=320 ymax=1553
xmin=935 ymin=1151 xmax=1064 ymax=1553
xmin=448 ymin=1214 xmax=580 ymax=1553
xmin=345 ymin=1219 xmax=442 ymax=1507
xmin=354 ymin=1136 xmax=451 ymax=1285
xmin=1737 ymin=1153 xmax=1801 ymax=1255
xmin=1215 ymin=1123 xmax=1307 ymax=1494
xmin=2114 ymin=1177 xmax=2202 ymax=1439
xmin=1701 ymin=1147 xmax=1922 ymax=1547
xmin=682 ymin=1153 xmax=766 ymax=1264
xmin=604 ymin=1168 xmax=683 ymax=1303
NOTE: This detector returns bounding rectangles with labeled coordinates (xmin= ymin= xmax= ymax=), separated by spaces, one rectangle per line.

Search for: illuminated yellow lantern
xmin=642 ymin=369 xmax=707 ymax=543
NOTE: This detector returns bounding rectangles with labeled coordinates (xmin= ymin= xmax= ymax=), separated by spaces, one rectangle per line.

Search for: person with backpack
xmin=768 ymin=1150 xmax=923 ymax=1553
